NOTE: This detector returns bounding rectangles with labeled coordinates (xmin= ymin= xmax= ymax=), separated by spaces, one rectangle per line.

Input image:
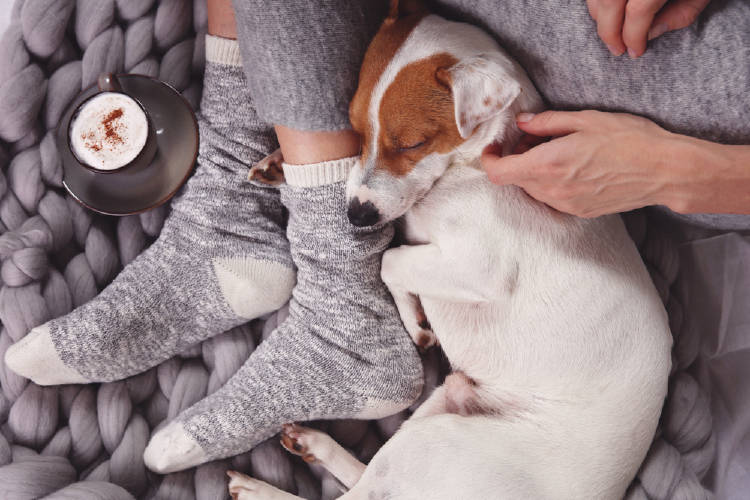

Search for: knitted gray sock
xmin=5 ymin=36 xmax=295 ymax=385
xmin=143 ymin=157 xmax=424 ymax=473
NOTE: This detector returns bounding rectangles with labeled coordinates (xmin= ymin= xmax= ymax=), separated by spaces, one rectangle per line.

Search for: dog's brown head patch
xmin=349 ymin=8 xmax=426 ymax=138
xmin=375 ymin=53 xmax=462 ymax=176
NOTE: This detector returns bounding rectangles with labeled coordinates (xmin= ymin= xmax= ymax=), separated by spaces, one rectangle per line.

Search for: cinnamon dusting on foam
xmin=81 ymin=107 xmax=126 ymax=154
xmin=70 ymin=93 xmax=148 ymax=171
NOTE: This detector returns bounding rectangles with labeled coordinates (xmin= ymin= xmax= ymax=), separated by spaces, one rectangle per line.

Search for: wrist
xmin=662 ymin=134 xmax=750 ymax=214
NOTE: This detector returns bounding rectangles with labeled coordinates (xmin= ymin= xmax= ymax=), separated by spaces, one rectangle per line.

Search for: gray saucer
xmin=57 ymin=74 xmax=199 ymax=216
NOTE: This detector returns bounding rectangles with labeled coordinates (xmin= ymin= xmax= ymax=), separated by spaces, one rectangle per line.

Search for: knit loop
xmin=45 ymin=61 xmax=83 ymax=131
xmin=117 ymin=0 xmax=157 ymax=22
xmin=0 ymin=24 xmax=30 ymax=82
xmin=154 ymin=0 xmax=192 ymax=52
xmin=2 ymin=247 xmax=48 ymax=286
xmin=0 ymin=63 xmax=46 ymax=143
xmin=166 ymin=359 xmax=209 ymax=419
xmin=75 ymin=0 xmax=116 ymax=51
xmin=159 ymin=38 xmax=194 ymax=90
xmin=44 ymin=481 xmax=136 ymax=500
xmin=8 ymin=383 xmax=58 ymax=449
xmin=108 ymin=413 xmax=149 ymax=496
xmin=195 ymin=460 xmax=232 ymax=500
xmin=116 ymin=215 xmax=147 ymax=266
xmin=69 ymin=386 xmax=103 ymax=469
xmin=20 ymin=0 xmax=75 ymax=58
xmin=81 ymin=26 xmax=124 ymax=89
xmin=0 ymin=283 xmax=50 ymax=341
xmin=42 ymin=426 xmax=73 ymax=458
xmin=0 ymin=330 xmax=30 ymax=402
xmin=97 ymin=382 xmax=133 ymax=455
xmin=0 ymin=455 xmax=77 ymax=499
xmin=124 ymin=16 xmax=155 ymax=72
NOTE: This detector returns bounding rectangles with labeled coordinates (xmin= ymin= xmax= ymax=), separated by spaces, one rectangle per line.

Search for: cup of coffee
xmin=68 ymin=73 xmax=157 ymax=173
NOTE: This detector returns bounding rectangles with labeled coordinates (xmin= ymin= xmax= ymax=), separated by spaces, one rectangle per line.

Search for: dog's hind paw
xmin=280 ymin=423 xmax=320 ymax=463
xmin=248 ymin=148 xmax=285 ymax=186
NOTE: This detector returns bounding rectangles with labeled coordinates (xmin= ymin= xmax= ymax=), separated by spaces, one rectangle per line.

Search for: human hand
xmin=481 ymin=111 xmax=683 ymax=218
xmin=586 ymin=0 xmax=712 ymax=58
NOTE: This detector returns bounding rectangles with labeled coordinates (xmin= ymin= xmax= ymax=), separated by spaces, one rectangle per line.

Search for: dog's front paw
xmin=227 ymin=470 xmax=299 ymax=500
xmin=390 ymin=290 xmax=439 ymax=351
xmin=248 ymin=148 xmax=285 ymax=186
xmin=412 ymin=301 xmax=438 ymax=351
xmin=414 ymin=328 xmax=439 ymax=351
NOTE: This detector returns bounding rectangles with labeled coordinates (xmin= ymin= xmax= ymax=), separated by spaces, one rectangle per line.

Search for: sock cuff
xmin=205 ymin=35 xmax=242 ymax=66
xmin=282 ymin=156 xmax=358 ymax=187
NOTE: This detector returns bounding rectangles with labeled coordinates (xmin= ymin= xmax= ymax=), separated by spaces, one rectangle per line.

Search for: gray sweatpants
xmin=231 ymin=0 xmax=750 ymax=230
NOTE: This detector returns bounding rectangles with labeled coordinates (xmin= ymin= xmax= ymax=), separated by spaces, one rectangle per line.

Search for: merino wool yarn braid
xmin=0 ymin=0 xmax=714 ymax=498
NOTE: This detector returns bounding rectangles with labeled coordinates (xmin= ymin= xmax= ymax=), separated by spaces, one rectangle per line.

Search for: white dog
xmin=231 ymin=1 xmax=672 ymax=498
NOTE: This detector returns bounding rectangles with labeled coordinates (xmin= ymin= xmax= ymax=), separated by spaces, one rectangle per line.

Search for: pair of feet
xmin=4 ymin=36 xmax=423 ymax=473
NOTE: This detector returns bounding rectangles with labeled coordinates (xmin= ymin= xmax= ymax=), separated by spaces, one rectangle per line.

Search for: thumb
xmin=515 ymin=110 xmax=589 ymax=137
xmin=481 ymin=145 xmax=531 ymax=186
xmin=648 ymin=0 xmax=710 ymax=40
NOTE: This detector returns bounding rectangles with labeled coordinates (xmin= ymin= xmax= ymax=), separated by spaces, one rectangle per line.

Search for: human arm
xmin=481 ymin=110 xmax=750 ymax=218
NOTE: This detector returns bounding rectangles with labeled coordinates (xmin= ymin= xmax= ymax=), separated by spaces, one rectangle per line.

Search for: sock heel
xmin=213 ymin=257 xmax=296 ymax=319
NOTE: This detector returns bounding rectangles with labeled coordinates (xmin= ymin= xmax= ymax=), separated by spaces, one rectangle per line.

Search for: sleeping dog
xmin=232 ymin=1 xmax=672 ymax=498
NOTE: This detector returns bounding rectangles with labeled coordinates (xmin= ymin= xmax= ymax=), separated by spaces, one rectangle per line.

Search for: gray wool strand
xmin=21 ymin=0 xmax=75 ymax=59
xmin=622 ymin=211 xmax=715 ymax=500
xmin=44 ymin=481 xmax=136 ymax=500
xmin=0 ymin=1 xmax=715 ymax=499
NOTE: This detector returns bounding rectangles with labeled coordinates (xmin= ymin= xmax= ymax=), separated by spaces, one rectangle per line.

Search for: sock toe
xmin=144 ymin=421 xmax=208 ymax=473
xmin=4 ymin=325 xmax=89 ymax=385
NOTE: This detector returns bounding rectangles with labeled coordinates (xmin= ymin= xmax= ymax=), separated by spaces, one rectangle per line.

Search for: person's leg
xmin=273 ymin=126 xmax=360 ymax=164
xmin=4 ymin=4 xmax=295 ymax=384
xmin=207 ymin=0 xmax=237 ymax=39
xmin=142 ymin=0 xmax=423 ymax=473
xmin=144 ymin=153 xmax=424 ymax=472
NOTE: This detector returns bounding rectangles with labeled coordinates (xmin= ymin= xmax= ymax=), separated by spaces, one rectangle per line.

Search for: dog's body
xmin=232 ymin=4 xmax=672 ymax=499
xmin=358 ymin=166 xmax=671 ymax=499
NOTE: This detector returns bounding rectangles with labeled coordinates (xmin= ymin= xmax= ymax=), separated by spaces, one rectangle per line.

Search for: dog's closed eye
xmin=397 ymin=140 xmax=426 ymax=152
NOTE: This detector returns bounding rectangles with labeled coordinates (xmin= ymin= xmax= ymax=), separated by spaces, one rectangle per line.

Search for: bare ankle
xmin=275 ymin=126 xmax=360 ymax=165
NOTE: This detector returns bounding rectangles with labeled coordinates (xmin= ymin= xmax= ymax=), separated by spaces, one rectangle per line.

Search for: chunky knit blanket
xmin=0 ymin=0 xmax=714 ymax=498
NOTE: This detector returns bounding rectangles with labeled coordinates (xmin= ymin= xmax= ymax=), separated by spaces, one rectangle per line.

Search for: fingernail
xmin=648 ymin=23 xmax=668 ymax=40
xmin=627 ymin=47 xmax=638 ymax=59
xmin=516 ymin=112 xmax=536 ymax=123
xmin=606 ymin=44 xmax=624 ymax=56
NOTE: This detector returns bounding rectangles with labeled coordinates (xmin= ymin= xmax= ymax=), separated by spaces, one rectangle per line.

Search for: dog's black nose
xmin=347 ymin=198 xmax=380 ymax=227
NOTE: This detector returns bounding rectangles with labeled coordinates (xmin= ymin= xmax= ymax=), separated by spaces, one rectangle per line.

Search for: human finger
xmin=512 ymin=133 xmax=549 ymax=154
xmin=647 ymin=0 xmax=711 ymax=40
xmin=623 ymin=0 xmax=668 ymax=57
xmin=481 ymin=145 xmax=538 ymax=186
xmin=515 ymin=111 xmax=597 ymax=138
xmin=592 ymin=0 xmax=628 ymax=55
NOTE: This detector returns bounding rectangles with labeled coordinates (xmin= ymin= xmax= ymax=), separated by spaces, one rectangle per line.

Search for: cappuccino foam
xmin=70 ymin=92 xmax=149 ymax=171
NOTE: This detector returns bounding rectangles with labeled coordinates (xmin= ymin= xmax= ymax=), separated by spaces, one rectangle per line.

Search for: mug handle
xmin=97 ymin=73 xmax=123 ymax=92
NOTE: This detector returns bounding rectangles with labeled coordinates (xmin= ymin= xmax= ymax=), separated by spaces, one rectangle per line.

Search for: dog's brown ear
xmin=436 ymin=54 xmax=522 ymax=139
xmin=386 ymin=0 xmax=426 ymax=22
